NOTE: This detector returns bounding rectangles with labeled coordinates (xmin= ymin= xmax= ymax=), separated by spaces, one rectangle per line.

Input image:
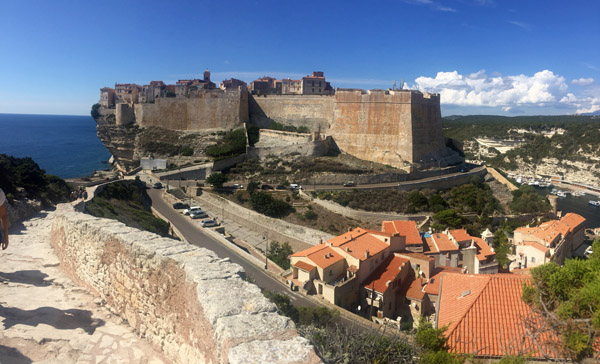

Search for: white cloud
xmin=402 ymin=0 xmax=457 ymax=12
xmin=508 ymin=20 xmax=531 ymax=30
xmin=413 ymin=69 xmax=599 ymax=114
xmin=571 ymin=77 xmax=594 ymax=86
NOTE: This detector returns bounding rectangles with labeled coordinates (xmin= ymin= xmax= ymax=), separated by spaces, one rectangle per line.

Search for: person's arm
xmin=0 ymin=201 xmax=8 ymax=250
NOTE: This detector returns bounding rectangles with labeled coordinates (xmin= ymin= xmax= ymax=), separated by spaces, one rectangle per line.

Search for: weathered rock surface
xmin=0 ymin=210 xmax=169 ymax=363
xmin=50 ymin=205 xmax=321 ymax=364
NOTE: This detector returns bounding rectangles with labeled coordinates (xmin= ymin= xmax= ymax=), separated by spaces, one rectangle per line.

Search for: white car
xmin=183 ymin=206 xmax=202 ymax=215
xmin=190 ymin=211 xmax=208 ymax=219
xmin=201 ymin=219 xmax=218 ymax=228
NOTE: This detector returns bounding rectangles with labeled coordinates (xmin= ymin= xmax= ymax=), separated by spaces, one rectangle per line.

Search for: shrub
xmin=180 ymin=145 xmax=194 ymax=156
xmin=267 ymin=241 xmax=293 ymax=269
xmin=90 ymin=103 xmax=101 ymax=119
xmin=249 ymin=192 xmax=293 ymax=218
xmin=206 ymin=172 xmax=228 ymax=188
xmin=206 ymin=128 xmax=247 ymax=158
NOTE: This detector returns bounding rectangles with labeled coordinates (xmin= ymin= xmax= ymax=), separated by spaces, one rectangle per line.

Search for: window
xmin=319 ymin=81 xmax=322 ymax=86
xmin=329 ymin=269 xmax=333 ymax=276
xmin=312 ymin=81 xmax=314 ymax=86
xmin=531 ymin=256 xmax=536 ymax=263
xmin=312 ymin=88 xmax=314 ymax=92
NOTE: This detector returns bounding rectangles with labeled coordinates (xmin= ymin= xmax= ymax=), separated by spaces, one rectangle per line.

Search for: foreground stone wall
xmin=50 ymin=209 xmax=321 ymax=364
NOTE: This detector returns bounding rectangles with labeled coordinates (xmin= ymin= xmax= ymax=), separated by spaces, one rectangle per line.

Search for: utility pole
xmin=263 ymin=232 xmax=269 ymax=270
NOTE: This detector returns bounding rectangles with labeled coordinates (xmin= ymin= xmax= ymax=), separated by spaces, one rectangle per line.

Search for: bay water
xmin=0 ymin=113 xmax=111 ymax=179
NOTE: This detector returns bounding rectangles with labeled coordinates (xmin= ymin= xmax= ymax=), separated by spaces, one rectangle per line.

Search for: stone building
xmin=115 ymin=83 xmax=141 ymax=104
xmin=281 ymin=78 xmax=302 ymax=94
xmin=220 ymin=78 xmax=247 ymax=90
xmin=100 ymin=87 xmax=115 ymax=108
xmin=250 ymin=76 xmax=279 ymax=95
xmin=511 ymin=212 xmax=585 ymax=269
xmin=140 ymin=81 xmax=166 ymax=103
xmin=301 ymin=71 xmax=333 ymax=95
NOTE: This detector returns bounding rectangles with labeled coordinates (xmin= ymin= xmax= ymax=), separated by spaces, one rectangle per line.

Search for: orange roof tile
xmin=430 ymin=233 xmax=458 ymax=252
xmin=523 ymin=241 xmax=550 ymax=253
xmin=362 ymin=255 xmax=409 ymax=294
xmin=472 ymin=237 xmax=496 ymax=261
xmin=406 ymin=276 xmax=426 ymax=301
xmin=394 ymin=250 xmax=435 ymax=262
xmin=515 ymin=213 xmax=586 ymax=246
xmin=424 ymin=266 xmax=463 ymax=295
xmin=382 ymin=220 xmax=423 ymax=246
xmin=328 ymin=228 xmax=389 ymax=261
xmin=423 ymin=236 xmax=439 ymax=254
xmin=294 ymin=260 xmax=316 ymax=272
xmin=437 ymin=273 xmax=559 ymax=358
xmin=449 ymin=229 xmax=472 ymax=243
xmin=291 ymin=244 xmax=344 ymax=269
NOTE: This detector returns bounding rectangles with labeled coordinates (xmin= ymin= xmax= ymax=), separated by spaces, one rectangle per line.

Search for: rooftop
xmin=382 ymin=220 xmax=422 ymax=246
xmin=328 ymin=228 xmax=389 ymax=261
xmin=437 ymin=273 xmax=558 ymax=358
xmin=362 ymin=254 xmax=409 ymax=294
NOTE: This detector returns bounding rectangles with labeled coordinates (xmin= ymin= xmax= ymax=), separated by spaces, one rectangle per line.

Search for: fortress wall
xmin=409 ymin=92 xmax=448 ymax=163
xmin=258 ymin=129 xmax=314 ymax=144
xmin=249 ymin=94 xmax=334 ymax=131
xmin=50 ymin=209 xmax=320 ymax=364
xmin=330 ymin=90 xmax=415 ymax=168
xmin=135 ymin=90 xmax=246 ymax=131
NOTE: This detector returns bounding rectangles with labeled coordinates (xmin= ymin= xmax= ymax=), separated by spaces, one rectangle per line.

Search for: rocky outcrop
xmin=50 ymin=207 xmax=321 ymax=364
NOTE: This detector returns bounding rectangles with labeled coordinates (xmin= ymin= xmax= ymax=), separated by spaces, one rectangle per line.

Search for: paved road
xmin=145 ymin=188 xmax=387 ymax=333
xmin=147 ymin=188 xmax=320 ymax=307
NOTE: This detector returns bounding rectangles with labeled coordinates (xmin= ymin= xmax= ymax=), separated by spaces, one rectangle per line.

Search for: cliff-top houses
xmin=99 ymin=69 xmax=334 ymax=108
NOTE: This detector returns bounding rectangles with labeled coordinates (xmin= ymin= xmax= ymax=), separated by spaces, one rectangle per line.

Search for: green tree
xmin=408 ymin=190 xmax=429 ymax=210
xmin=249 ymin=192 xmax=293 ymax=218
xmin=90 ymin=103 xmax=101 ymax=119
xmin=247 ymin=180 xmax=260 ymax=195
xmin=206 ymin=172 xmax=228 ymax=189
xmin=432 ymin=209 xmax=466 ymax=230
xmin=415 ymin=318 xmax=464 ymax=364
xmin=522 ymin=239 xmax=600 ymax=361
xmin=267 ymin=241 xmax=294 ymax=269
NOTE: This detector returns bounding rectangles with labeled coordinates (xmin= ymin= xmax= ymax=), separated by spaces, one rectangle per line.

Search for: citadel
xmin=96 ymin=69 xmax=462 ymax=172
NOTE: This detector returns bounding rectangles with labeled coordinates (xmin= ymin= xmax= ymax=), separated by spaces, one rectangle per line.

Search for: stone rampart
xmin=249 ymin=90 xmax=457 ymax=169
xmin=195 ymin=191 xmax=334 ymax=250
xmin=135 ymin=90 xmax=247 ymax=131
xmin=50 ymin=209 xmax=321 ymax=364
xmin=249 ymin=94 xmax=334 ymax=132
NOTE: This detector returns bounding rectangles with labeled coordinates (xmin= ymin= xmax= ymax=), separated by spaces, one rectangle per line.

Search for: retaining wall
xmin=195 ymin=191 xmax=334 ymax=250
xmin=50 ymin=207 xmax=321 ymax=364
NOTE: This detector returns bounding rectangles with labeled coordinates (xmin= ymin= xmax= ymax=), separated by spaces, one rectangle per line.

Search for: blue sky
xmin=0 ymin=0 xmax=598 ymax=116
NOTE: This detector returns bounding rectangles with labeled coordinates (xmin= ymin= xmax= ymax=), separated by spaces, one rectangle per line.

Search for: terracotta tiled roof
xmin=328 ymin=228 xmax=389 ymax=261
xmin=394 ymin=250 xmax=434 ymax=262
xmin=430 ymin=233 xmax=458 ymax=252
xmin=423 ymin=236 xmax=439 ymax=253
xmin=437 ymin=273 xmax=557 ymax=358
xmin=515 ymin=213 xmax=586 ymax=246
xmin=449 ymin=229 xmax=472 ymax=243
xmin=290 ymin=244 xmax=344 ymax=269
xmin=382 ymin=220 xmax=423 ymax=246
xmin=362 ymin=255 xmax=409 ymax=294
xmin=472 ymin=237 xmax=495 ymax=261
xmin=523 ymin=241 xmax=550 ymax=253
xmin=294 ymin=260 xmax=316 ymax=272
xmin=406 ymin=276 xmax=426 ymax=301
xmin=424 ymin=266 xmax=463 ymax=295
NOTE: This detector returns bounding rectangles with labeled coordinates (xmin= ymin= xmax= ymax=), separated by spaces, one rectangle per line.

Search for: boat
xmin=557 ymin=191 xmax=567 ymax=198
xmin=538 ymin=181 xmax=552 ymax=188
xmin=550 ymin=188 xmax=559 ymax=195
xmin=572 ymin=191 xmax=586 ymax=197
xmin=589 ymin=200 xmax=600 ymax=207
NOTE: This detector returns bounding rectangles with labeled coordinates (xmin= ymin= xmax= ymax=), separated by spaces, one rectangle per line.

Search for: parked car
xmin=201 ymin=219 xmax=218 ymax=228
xmin=261 ymin=184 xmax=274 ymax=190
xmin=172 ymin=202 xmax=190 ymax=210
xmin=276 ymin=185 xmax=287 ymax=190
xmin=183 ymin=206 xmax=202 ymax=215
xmin=343 ymin=181 xmax=356 ymax=187
xmin=289 ymin=183 xmax=301 ymax=190
xmin=190 ymin=210 xmax=208 ymax=219
xmin=233 ymin=184 xmax=244 ymax=189
xmin=153 ymin=182 xmax=163 ymax=189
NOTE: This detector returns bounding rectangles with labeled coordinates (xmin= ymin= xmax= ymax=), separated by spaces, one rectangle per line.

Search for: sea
xmin=536 ymin=187 xmax=600 ymax=228
xmin=0 ymin=113 xmax=111 ymax=179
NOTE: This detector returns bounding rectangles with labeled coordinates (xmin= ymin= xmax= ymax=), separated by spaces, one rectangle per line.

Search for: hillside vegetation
xmin=443 ymin=115 xmax=600 ymax=175
xmin=0 ymin=154 xmax=71 ymax=205
xmin=85 ymin=179 xmax=170 ymax=237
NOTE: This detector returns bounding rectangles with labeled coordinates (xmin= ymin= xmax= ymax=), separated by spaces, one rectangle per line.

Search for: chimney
xmin=365 ymin=249 xmax=370 ymax=259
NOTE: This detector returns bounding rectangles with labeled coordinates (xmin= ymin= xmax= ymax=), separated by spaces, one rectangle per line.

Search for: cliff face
xmin=95 ymin=110 xmax=140 ymax=171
